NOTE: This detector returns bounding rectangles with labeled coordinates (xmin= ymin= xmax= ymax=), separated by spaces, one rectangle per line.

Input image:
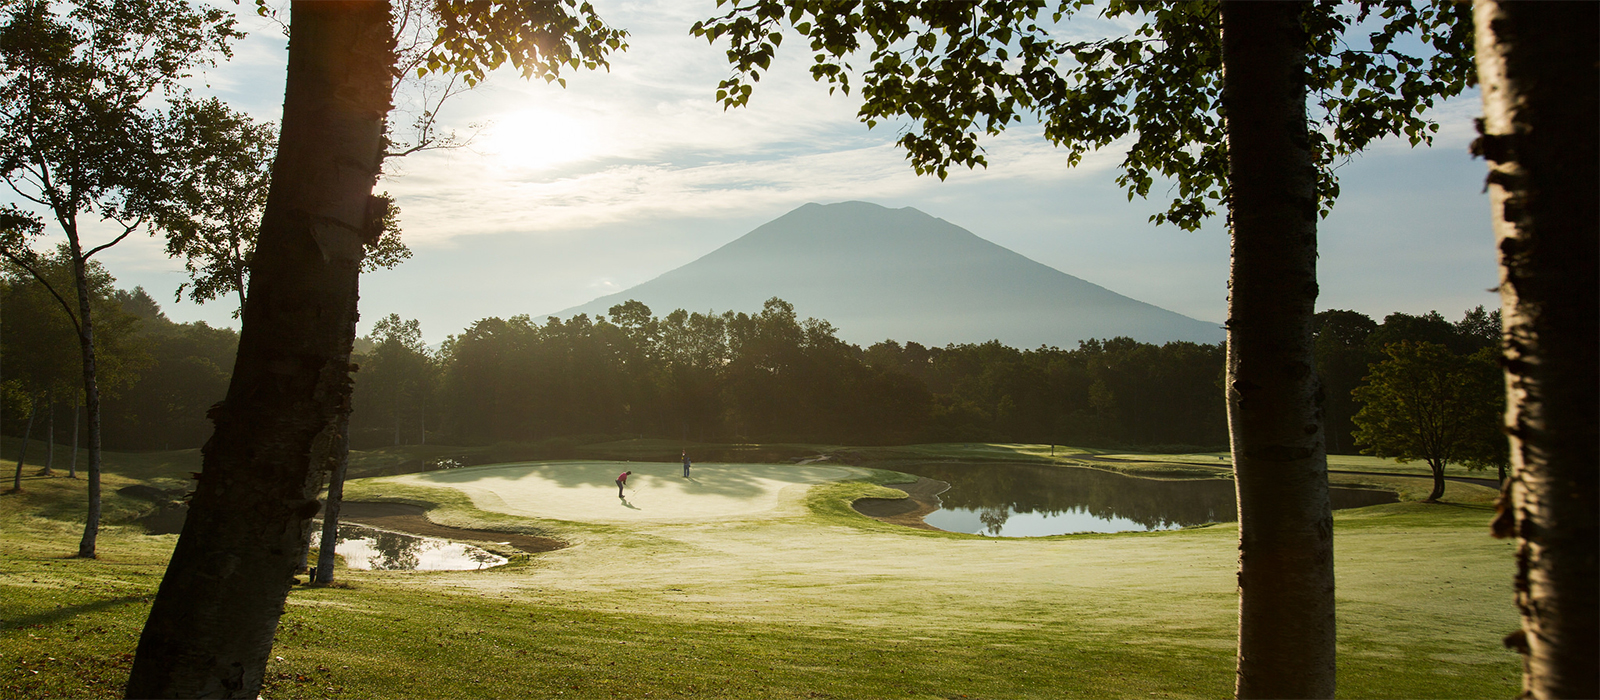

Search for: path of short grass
xmin=1 ymin=446 xmax=1519 ymax=699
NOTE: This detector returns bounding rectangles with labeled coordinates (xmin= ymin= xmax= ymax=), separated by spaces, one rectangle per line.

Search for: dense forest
xmin=3 ymin=258 xmax=1501 ymax=453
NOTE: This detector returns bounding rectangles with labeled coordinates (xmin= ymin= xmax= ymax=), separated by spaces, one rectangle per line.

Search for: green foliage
xmin=0 ymin=270 xmax=236 ymax=451
xmin=693 ymin=0 xmax=1475 ymax=228
xmin=1318 ymin=307 xmax=1502 ymax=454
xmin=350 ymin=314 xmax=437 ymax=447
xmin=421 ymin=0 xmax=628 ymax=86
xmin=158 ymin=96 xmax=410 ymax=316
xmin=0 ymin=0 xmax=242 ymax=235
xmin=1351 ymin=341 xmax=1506 ymax=482
xmin=157 ymin=96 xmax=276 ymax=312
xmin=361 ymin=192 xmax=413 ymax=273
xmin=429 ymin=297 xmax=1222 ymax=448
xmin=100 ymin=309 xmax=238 ymax=451
xmin=0 ymin=252 xmax=148 ymax=405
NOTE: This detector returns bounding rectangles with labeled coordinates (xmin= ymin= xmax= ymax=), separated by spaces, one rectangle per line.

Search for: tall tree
xmin=159 ymin=97 xmax=412 ymax=319
xmin=125 ymin=1 xmax=625 ymax=695
xmin=1217 ymin=6 xmax=1335 ymax=695
xmin=353 ymin=314 xmax=435 ymax=445
xmin=692 ymin=1 xmax=1474 ymax=694
xmin=1473 ymin=1 xmax=1598 ymax=696
xmin=1351 ymin=341 xmax=1504 ymax=501
xmin=0 ymin=253 xmax=81 ymax=481
xmin=0 ymin=0 xmax=241 ymax=558
xmin=158 ymin=97 xmax=277 ymax=316
xmin=1312 ymin=310 xmax=1377 ymax=454
xmin=1 ymin=251 xmax=146 ymax=485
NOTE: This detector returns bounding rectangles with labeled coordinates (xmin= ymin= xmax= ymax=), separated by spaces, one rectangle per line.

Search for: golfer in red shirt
xmin=616 ymin=470 xmax=631 ymax=498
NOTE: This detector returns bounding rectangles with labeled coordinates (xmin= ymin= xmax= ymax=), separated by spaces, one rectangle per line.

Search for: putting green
xmin=382 ymin=460 xmax=870 ymax=523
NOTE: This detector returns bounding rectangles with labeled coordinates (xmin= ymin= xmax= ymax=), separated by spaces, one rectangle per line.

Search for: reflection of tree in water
xmin=368 ymin=530 xmax=423 ymax=570
xmin=977 ymin=507 xmax=1011 ymax=536
xmin=467 ymin=548 xmax=502 ymax=569
xmin=324 ymin=524 xmax=424 ymax=570
xmin=311 ymin=523 xmax=506 ymax=570
xmin=907 ymin=463 xmax=1395 ymax=530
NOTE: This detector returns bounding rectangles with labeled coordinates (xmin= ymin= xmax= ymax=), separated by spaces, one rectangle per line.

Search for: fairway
xmin=381 ymin=461 xmax=872 ymax=523
xmin=0 ymin=446 xmax=1523 ymax=699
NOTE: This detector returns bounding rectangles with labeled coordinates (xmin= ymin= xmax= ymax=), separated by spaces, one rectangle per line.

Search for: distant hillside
xmin=550 ymin=201 xmax=1223 ymax=348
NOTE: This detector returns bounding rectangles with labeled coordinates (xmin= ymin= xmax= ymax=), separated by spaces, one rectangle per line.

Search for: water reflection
xmin=311 ymin=523 xmax=507 ymax=571
xmin=911 ymin=463 xmax=1396 ymax=537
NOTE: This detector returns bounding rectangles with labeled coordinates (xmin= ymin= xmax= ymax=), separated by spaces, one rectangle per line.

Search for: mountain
xmin=549 ymin=201 xmax=1224 ymax=348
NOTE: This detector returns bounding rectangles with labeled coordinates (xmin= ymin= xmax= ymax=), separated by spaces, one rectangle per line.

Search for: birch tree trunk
xmin=69 ymin=395 xmax=79 ymax=479
xmin=42 ymin=391 xmax=53 ymax=476
xmin=1221 ymin=3 xmax=1335 ymax=698
xmin=1474 ymin=2 xmax=1599 ymax=697
xmin=66 ymin=241 xmax=104 ymax=559
xmin=315 ymin=422 xmax=351 ymax=584
xmin=10 ymin=402 xmax=38 ymax=492
xmin=125 ymin=2 xmax=392 ymax=696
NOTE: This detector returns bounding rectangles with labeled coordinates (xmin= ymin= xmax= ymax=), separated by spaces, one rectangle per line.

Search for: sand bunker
xmin=382 ymin=461 xmax=868 ymax=524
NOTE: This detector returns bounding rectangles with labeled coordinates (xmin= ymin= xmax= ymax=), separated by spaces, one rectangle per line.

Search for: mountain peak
xmin=551 ymin=202 xmax=1222 ymax=347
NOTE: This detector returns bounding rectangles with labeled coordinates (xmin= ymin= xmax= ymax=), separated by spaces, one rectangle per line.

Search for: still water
xmin=912 ymin=463 xmax=1397 ymax=537
xmin=310 ymin=523 xmax=507 ymax=571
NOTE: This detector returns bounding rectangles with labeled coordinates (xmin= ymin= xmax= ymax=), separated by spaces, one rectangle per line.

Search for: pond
xmin=141 ymin=508 xmax=508 ymax=571
xmin=310 ymin=522 xmax=507 ymax=571
xmin=908 ymin=463 xmax=1397 ymax=537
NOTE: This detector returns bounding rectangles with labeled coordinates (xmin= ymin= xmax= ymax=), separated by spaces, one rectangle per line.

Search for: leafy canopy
xmin=693 ymin=0 xmax=1475 ymax=229
xmin=0 ymin=0 xmax=241 ymax=235
xmin=1352 ymin=340 xmax=1505 ymax=473
xmin=421 ymin=0 xmax=628 ymax=87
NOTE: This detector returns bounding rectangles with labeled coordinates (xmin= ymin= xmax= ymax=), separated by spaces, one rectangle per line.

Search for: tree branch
xmin=0 ymin=250 xmax=82 ymax=334
xmin=82 ymin=219 xmax=140 ymax=260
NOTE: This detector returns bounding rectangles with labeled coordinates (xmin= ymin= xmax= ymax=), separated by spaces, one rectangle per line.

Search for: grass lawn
xmin=0 ymin=440 xmax=1520 ymax=699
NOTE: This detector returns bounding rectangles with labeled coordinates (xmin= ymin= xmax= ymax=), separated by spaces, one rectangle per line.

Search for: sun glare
xmin=483 ymin=108 xmax=603 ymax=170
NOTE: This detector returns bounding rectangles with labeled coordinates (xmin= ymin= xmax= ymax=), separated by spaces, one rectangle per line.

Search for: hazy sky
xmin=70 ymin=1 xmax=1498 ymax=344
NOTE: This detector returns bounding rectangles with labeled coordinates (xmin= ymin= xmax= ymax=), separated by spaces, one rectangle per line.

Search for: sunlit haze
xmin=45 ymin=1 xmax=1499 ymax=344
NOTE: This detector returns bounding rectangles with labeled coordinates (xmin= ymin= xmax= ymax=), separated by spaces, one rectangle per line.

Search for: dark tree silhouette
xmin=124 ymin=1 xmax=624 ymax=695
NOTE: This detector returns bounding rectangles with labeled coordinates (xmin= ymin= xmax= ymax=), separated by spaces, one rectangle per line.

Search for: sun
xmin=481 ymin=108 xmax=602 ymax=170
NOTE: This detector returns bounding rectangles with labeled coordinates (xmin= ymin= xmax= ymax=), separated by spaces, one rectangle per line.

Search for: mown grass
xmin=1 ymin=439 xmax=1519 ymax=699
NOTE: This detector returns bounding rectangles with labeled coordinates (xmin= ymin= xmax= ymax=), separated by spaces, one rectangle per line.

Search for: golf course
xmin=2 ymin=439 xmax=1521 ymax=698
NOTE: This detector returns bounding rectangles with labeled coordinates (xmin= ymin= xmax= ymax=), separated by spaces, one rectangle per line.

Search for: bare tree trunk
xmin=1221 ymin=3 xmax=1335 ymax=698
xmin=1475 ymin=2 xmax=1599 ymax=698
xmin=315 ymin=420 xmax=351 ymax=584
xmin=1426 ymin=459 xmax=1446 ymax=503
xmin=66 ymin=240 xmax=105 ymax=559
xmin=69 ymin=394 xmax=79 ymax=479
xmin=11 ymin=401 xmax=39 ymax=492
xmin=41 ymin=390 xmax=54 ymax=476
xmin=125 ymin=2 xmax=393 ymax=696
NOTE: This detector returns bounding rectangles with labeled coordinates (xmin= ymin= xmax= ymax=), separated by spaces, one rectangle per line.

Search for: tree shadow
xmin=4 ymin=594 xmax=147 ymax=629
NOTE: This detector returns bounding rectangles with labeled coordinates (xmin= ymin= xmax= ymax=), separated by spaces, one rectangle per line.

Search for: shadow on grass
xmin=2 ymin=594 xmax=147 ymax=629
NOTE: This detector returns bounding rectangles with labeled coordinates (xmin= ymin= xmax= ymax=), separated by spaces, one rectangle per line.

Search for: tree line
xmin=5 ymin=266 xmax=1505 ymax=470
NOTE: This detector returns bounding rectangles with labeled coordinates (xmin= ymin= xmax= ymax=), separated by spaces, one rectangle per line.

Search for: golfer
xmin=616 ymin=470 xmax=632 ymax=498
xmin=681 ymin=451 xmax=692 ymax=478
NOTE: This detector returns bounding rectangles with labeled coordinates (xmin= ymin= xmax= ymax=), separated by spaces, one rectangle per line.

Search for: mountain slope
xmin=551 ymin=201 xmax=1223 ymax=348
